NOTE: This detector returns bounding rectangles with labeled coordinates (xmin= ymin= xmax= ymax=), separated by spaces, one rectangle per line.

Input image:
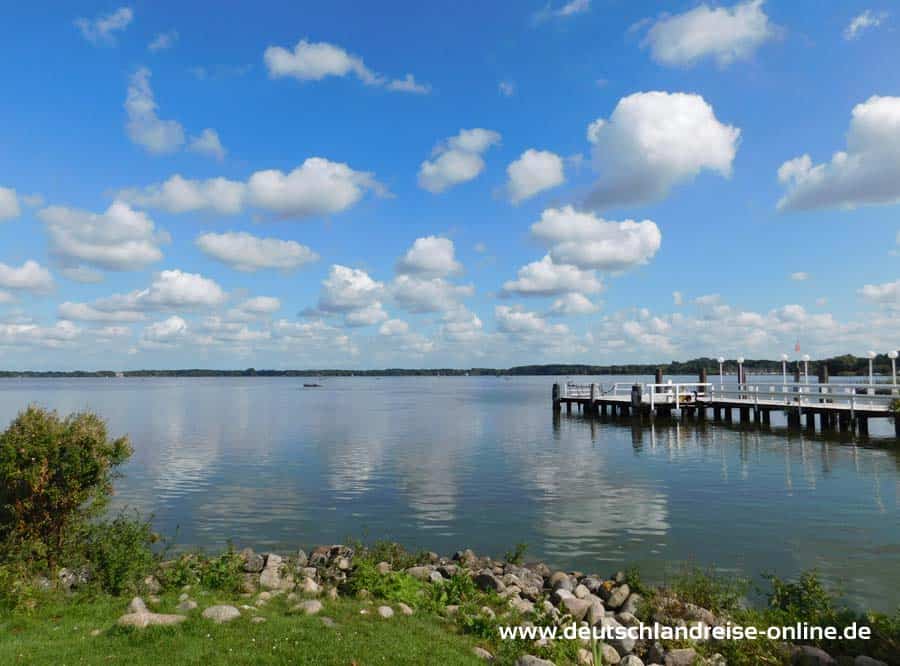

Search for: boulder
xmin=377 ymin=605 xmax=394 ymax=618
xmin=407 ymin=566 xmax=432 ymax=581
xmin=202 ymin=605 xmax=241 ymax=623
xmin=143 ymin=575 xmax=161 ymax=595
xmin=792 ymin=646 xmax=836 ymax=666
xmin=561 ymin=596 xmax=592 ymax=621
xmin=620 ymin=656 xmax=643 ymax=666
xmin=606 ymin=584 xmax=630 ymax=610
xmin=397 ymin=602 xmax=413 ymax=616
xmin=295 ymin=549 xmax=308 ymax=568
xmin=574 ymin=584 xmax=590 ymax=599
xmin=429 ymin=571 xmax=445 ymax=585
xmin=293 ymin=599 xmax=323 ymax=615
xmin=473 ymin=646 xmax=494 ymax=660
xmin=515 ymin=656 xmax=556 ymax=666
xmin=599 ymin=643 xmax=621 ymax=664
xmin=664 ymin=648 xmax=698 ymax=665
xmin=577 ymin=648 xmax=594 ymax=665
xmin=128 ymin=597 xmax=148 ymax=614
xmin=376 ymin=561 xmax=391 ymax=575
xmin=621 ymin=593 xmax=642 ymax=616
xmin=586 ymin=600 xmax=606 ymax=626
xmin=118 ymin=611 xmax=186 ymax=628
xmin=176 ymin=599 xmax=198 ymax=612
xmin=251 ymin=616 xmax=266 ymax=624
xmin=475 ymin=570 xmax=504 ymax=592
xmin=510 ymin=597 xmax=534 ymax=615
xmin=854 ymin=658 xmax=888 ymax=666
xmin=300 ymin=577 xmax=320 ymax=596
xmin=551 ymin=588 xmax=575 ymax=605
xmin=241 ymin=548 xmax=264 ymax=573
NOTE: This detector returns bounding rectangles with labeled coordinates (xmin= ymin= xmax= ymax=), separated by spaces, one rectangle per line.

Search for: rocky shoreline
xmin=100 ymin=543 xmax=889 ymax=666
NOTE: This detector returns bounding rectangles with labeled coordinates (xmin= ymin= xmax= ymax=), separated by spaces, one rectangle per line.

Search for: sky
xmin=1 ymin=0 xmax=899 ymax=370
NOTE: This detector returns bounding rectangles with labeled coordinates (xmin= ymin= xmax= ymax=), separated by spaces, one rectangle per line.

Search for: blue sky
xmin=1 ymin=0 xmax=899 ymax=369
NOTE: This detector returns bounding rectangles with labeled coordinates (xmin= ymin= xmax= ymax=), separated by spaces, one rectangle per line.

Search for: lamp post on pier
xmin=889 ymin=350 xmax=898 ymax=388
xmin=737 ymin=357 xmax=745 ymax=386
xmin=802 ymin=354 xmax=810 ymax=384
xmin=867 ymin=350 xmax=877 ymax=386
xmin=718 ymin=357 xmax=725 ymax=389
xmin=781 ymin=353 xmax=789 ymax=385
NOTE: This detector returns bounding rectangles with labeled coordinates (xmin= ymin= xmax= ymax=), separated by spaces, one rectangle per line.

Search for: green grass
xmin=0 ymin=591 xmax=487 ymax=665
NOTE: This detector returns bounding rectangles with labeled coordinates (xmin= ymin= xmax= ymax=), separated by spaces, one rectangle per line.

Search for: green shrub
xmin=158 ymin=549 xmax=244 ymax=593
xmin=344 ymin=559 xmax=424 ymax=607
xmin=503 ymin=542 xmax=528 ymax=566
xmin=666 ymin=565 xmax=747 ymax=614
xmin=765 ymin=570 xmax=835 ymax=623
xmin=81 ymin=511 xmax=157 ymax=596
xmin=0 ymin=406 xmax=131 ymax=570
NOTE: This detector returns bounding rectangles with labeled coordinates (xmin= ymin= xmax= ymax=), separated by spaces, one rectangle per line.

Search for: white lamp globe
xmin=867 ymin=350 xmax=877 ymax=359
xmin=737 ymin=357 xmax=744 ymax=364
xmin=780 ymin=353 xmax=789 ymax=361
xmin=888 ymin=350 xmax=898 ymax=360
xmin=717 ymin=357 xmax=725 ymax=364
xmin=802 ymin=354 xmax=810 ymax=362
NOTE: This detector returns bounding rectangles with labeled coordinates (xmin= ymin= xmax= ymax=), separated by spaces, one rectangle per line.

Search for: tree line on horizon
xmin=0 ymin=353 xmax=897 ymax=378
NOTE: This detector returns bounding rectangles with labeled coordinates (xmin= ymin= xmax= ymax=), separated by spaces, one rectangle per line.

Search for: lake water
xmin=1 ymin=376 xmax=897 ymax=612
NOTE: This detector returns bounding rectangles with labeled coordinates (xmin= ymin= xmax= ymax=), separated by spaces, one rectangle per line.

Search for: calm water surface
xmin=1 ymin=376 xmax=897 ymax=612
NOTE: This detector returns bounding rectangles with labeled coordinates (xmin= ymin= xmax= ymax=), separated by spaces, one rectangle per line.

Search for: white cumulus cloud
xmin=777 ymin=95 xmax=900 ymax=211
xmin=0 ymin=260 xmax=54 ymax=293
xmin=38 ymin=201 xmax=169 ymax=273
xmin=317 ymin=264 xmax=387 ymax=326
xmin=188 ymin=129 xmax=226 ymax=161
xmin=125 ymin=68 xmax=185 ymax=154
xmin=506 ymin=149 xmax=565 ymax=203
xmin=396 ymin=236 xmax=461 ymax=277
xmin=586 ymin=91 xmax=739 ymax=208
xmin=196 ymin=231 xmax=318 ymax=272
xmin=418 ymin=129 xmax=501 ymax=193
xmin=642 ymin=0 xmax=778 ymax=67
xmin=148 ymin=30 xmax=178 ymax=52
xmin=530 ymin=206 xmax=661 ymax=271
xmin=264 ymin=39 xmax=430 ymax=94
xmin=117 ymin=158 xmax=383 ymax=219
xmin=503 ymin=255 xmax=603 ymax=296
xmin=0 ymin=187 xmax=20 ymax=221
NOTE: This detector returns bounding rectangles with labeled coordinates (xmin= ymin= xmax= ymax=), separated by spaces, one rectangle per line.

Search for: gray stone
xmin=561 ymin=596 xmax=592 ymax=621
xmin=577 ymin=648 xmax=594 ymax=665
xmin=321 ymin=616 xmax=336 ymax=627
xmin=429 ymin=571 xmax=445 ymax=585
xmin=407 ymin=566 xmax=432 ymax=580
xmin=300 ymin=577 xmax=320 ymax=596
xmin=621 ymin=593 xmax=642 ymax=616
xmin=259 ymin=554 xmax=294 ymax=591
xmin=792 ymin=646 xmax=836 ymax=666
xmin=377 ymin=605 xmax=394 ymax=618
xmin=586 ymin=600 xmax=606 ymax=626
xmin=574 ymin=584 xmax=590 ymax=599
xmin=475 ymin=570 xmax=504 ymax=592
xmin=117 ymin=611 xmax=186 ymax=628
xmin=176 ymin=599 xmax=198 ymax=612
xmin=202 ymin=605 xmax=241 ymax=623
xmin=619 ymin=657 xmax=643 ymax=666
xmin=438 ymin=564 xmax=458 ymax=578
xmin=515 ymin=656 xmax=556 ymax=666
xmin=854 ymin=658 xmax=888 ymax=666
xmin=337 ymin=557 xmax=351 ymax=571
xmin=127 ymin=597 xmax=148 ymax=614
xmin=646 ymin=642 xmax=665 ymax=664
xmin=615 ymin=611 xmax=639 ymax=627
xmin=472 ymin=646 xmax=494 ymax=660
xmin=241 ymin=548 xmax=264 ymax=573
xmin=551 ymin=588 xmax=575 ymax=605
xmin=251 ymin=616 xmax=266 ymax=624
xmin=664 ymin=648 xmax=698 ymax=666
xmin=143 ymin=575 xmax=161 ymax=595
xmin=397 ymin=602 xmax=413 ymax=616
xmin=510 ymin=597 xmax=534 ymax=615
xmin=293 ymin=599 xmax=323 ymax=615
xmin=295 ymin=549 xmax=308 ymax=568
xmin=599 ymin=643 xmax=621 ymax=664
xmin=376 ymin=561 xmax=391 ymax=575
xmin=606 ymin=584 xmax=630 ymax=609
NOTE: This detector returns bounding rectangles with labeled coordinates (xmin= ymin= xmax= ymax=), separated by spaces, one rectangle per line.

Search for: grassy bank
xmin=1 ymin=591 xmax=484 ymax=665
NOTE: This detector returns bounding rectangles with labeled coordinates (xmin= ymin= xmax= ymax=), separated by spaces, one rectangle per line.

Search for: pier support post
xmin=858 ymin=416 xmax=869 ymax=436
xmin=895 ymin=414 xmax=900 ymax=439
xmin=739 ymin=406 xmax=750 ymax=423
xmin=566 ymin=402 xmax=571 ymax=414
xmin=839 ymin=412 xmax=851 ymax=432
xmin=762 ymin=409 xmax=771 ymax=425
xmin=713 ymin=407 xmax=721 ymax=421
xmin=806 ymin=411 xmax=816 ymax=432
xmin=725 ymin=407 xmax=733 ymax=423
xmin=552 ymin=383 xmax=561 ymax=413
xmin=787 ymin=408 xmax=801 ymax=429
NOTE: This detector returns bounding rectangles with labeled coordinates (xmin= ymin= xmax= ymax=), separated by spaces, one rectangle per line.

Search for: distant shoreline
xmin=0 ymin=353 xmax=895 ymax=378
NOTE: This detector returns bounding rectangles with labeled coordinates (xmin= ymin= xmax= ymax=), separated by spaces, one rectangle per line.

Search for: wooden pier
xmin=552 ymin=374 xmax=900 ymax=438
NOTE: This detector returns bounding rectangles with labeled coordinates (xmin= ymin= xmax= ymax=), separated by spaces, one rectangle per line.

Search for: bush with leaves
xmin=80 ymin=511 xmax=157 ymax=596
xmin=0 ymin=406 xmax=131 ymax=571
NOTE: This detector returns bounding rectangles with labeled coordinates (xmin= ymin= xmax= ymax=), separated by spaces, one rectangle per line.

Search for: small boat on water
xmin=303 ymin=383 xmax=323 ymax=388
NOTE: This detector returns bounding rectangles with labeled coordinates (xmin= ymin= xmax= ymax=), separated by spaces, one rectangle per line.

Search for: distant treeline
xmin=0 ymin=353 xmax=897 ymax=378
